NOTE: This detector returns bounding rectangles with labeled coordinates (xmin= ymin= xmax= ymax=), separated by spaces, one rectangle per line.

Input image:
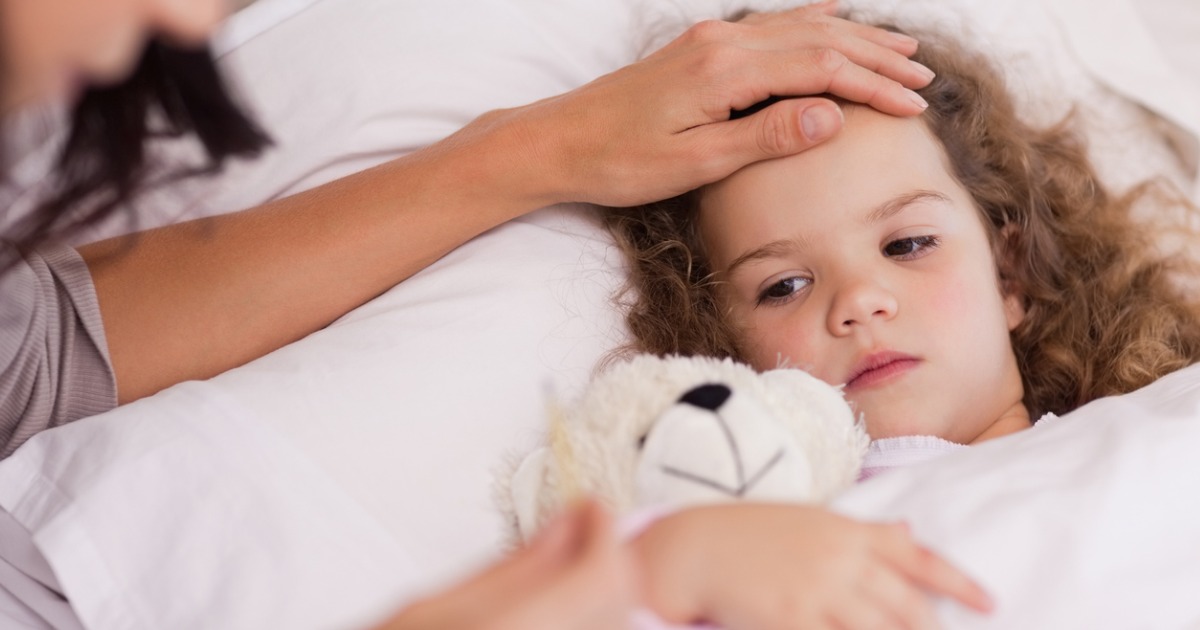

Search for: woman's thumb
xmin=760 ymin=99 xmax=842 ymax=156
xmin=714 ymin=98 xmax=844 ymax=169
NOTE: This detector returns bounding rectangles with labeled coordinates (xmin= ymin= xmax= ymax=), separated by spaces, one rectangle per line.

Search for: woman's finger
xmin=373 ymin=500 xmax=632 ymax=630
xmin=424 ymin=500 xmax=593 ymax=616
xmin=735 ymin=3 xmax=922 ymax=59
xmin=729 ymin=20 xmax=931 ymax=90
xmin=717 ymin=12 xmax=929 ymax=90
xmin=730 ymin=47 xmax=927 ymax=116
xmin=734 ymin=0 xmax=837 ymax=27
xmin=488 ymin=500 xmax=636 ymax=630
xmin=686 ymin=97 xmax=844 ymax=181
xmin=812 ymin=12 xmax=921 ymax=57
xmin=643 ymin=13 xmax=929 ymax=119
xmin=796 ymin=24 xmax=933 ymax=89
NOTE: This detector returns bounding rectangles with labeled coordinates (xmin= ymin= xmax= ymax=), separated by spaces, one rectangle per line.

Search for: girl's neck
xmin=969 ymin=401 xmax=1033 ymax=444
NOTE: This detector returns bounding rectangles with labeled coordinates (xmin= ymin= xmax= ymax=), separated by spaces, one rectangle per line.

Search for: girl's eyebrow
xmin=866 ymin=189 xmax=951 ymax=224
xmin=724 ymin=190 xmax=951 ymax=277
xmin=725 ymin=238 xmax=805 ymax=277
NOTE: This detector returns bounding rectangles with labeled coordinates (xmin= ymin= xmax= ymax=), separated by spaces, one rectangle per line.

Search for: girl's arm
xmin=631 ymin=504 xmax=993 ymax=629
xmin=81 ymin=3 xmax=934 ymax=403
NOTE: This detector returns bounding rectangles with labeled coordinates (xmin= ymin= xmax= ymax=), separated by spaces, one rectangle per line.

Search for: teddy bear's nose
xmin=678 ymin=383 xmax=732 ymax=411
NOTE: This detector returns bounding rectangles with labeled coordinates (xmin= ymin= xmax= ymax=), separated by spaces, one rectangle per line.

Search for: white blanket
xmin=833 ymin=364 xmax=1200 ymax=628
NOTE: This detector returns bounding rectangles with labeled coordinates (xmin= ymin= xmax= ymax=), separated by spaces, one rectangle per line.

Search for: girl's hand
xmin=632 ymin=504 xmax=993 ymax=630
xmin=500 ymin=0 xmax=935 ymax=208
xmin=374 ymin=499 xmax=635 ymax=630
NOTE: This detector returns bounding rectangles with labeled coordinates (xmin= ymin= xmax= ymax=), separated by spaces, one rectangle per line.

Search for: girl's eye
xmin=883 ymin=235 xmax=940 ymax=259
xmin=756 ymin=276 xmax=811 ymax=306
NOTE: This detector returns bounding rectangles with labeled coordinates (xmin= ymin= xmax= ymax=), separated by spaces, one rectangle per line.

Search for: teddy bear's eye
xmin=637 ymin=434 xmax=647 ymax=449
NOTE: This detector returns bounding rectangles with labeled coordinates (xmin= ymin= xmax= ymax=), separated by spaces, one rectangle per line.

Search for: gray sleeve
xmin=0 ymin=244 xmax=117 ymax=459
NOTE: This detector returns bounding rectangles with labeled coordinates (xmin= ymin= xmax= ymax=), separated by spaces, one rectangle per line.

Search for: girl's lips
xmin=845 ymin=353 xmax=921 ymax=390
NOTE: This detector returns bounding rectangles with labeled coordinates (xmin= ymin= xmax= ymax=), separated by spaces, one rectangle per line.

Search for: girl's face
xmin=1 ymin=0 xmax=226 ymax=110
xmin=699 ymin=106 xmax=1030 ymax=443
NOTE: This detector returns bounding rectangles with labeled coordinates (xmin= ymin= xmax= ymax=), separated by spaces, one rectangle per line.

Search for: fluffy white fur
xmin=501 ymin=354 xmax=869 ymax=542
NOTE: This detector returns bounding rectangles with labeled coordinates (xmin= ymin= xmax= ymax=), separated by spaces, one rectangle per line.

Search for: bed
xmin=1 ymin=0 xmax=1198 ymax=628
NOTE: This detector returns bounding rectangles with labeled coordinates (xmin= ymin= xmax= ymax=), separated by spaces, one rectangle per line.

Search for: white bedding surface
xmin=0 ymin=0 xmax=1199 ymax=628
xmin=833 ymin=363 xmax=1200 ymax=627
xmin=0 ymin=388 xmax=427 ymax=629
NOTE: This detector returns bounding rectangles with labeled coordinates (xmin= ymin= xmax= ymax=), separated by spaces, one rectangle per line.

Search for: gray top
xmin=0 ymin=244 xmax=116 ymax=459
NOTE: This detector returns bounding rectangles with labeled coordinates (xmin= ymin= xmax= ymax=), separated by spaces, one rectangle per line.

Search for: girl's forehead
xmin=700 ymin=107 xmax=958 ymax=225
xmin=695 ymin=106 xmax=984 ymax=274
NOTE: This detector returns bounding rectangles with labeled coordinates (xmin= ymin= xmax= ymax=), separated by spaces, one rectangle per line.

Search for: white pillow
xmin=846 ymin=0 xmax=1200 ymax=199
xmin=1137 ymin=0 xmax=1200 ymax=95
xmin=0 ymin=0 xmax=1197 ymax=629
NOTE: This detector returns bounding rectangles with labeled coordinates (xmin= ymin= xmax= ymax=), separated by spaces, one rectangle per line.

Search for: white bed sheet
xmin=0 ymin=0 xmax=1198 ymax=628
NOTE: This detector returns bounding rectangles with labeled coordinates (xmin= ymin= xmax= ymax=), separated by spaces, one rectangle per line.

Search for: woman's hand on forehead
xmin=520 ymin=0 xmax=934 ymax=208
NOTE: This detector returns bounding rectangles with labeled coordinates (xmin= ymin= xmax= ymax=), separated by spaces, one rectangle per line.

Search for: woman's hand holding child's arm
xmin=631 ymin=504 xmax=993 ymax=630
xmin=372 ymin=500 xmax=635 ymax=630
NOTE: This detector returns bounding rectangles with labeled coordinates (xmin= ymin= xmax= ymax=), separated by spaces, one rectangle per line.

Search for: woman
xmin=0 ymin=0 xmax=934 ymax=455
xmin=0 ymin=0 xmax=960 ymax=627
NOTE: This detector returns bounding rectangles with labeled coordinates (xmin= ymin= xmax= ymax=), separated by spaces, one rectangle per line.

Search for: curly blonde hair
xmin=605 ymin=29 xmax=1200 ymax=419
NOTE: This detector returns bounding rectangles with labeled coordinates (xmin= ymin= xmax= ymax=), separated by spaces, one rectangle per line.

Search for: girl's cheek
xmin=744 ymin=314 xmax=823 ymax=373
xmin=930 ymin=271 xmax=997 ymax=323
xmin=930 ymin=281 xmax=970 ymax=318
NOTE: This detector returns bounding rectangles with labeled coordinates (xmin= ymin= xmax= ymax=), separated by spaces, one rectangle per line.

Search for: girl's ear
xmin=1003 ymin=289 xmax=1026 ymax=331
xmin=998 ymin=224 xmax=1026 ymax=331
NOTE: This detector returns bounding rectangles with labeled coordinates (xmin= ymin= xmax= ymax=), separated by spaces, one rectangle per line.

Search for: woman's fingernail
xmin=911 ymin=61 xmax=936 ymax=81
xmin=891 ymin=32 xmax=919 ymax=48
xmin=802 ymin=104 xmax=843 ymax=141
xmin=908 ymin=90 xmax=929 ymax=110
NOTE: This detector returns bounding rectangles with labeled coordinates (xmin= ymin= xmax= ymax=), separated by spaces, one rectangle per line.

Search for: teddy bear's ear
xmin=510 ymin=447 xmax=551 ymax=542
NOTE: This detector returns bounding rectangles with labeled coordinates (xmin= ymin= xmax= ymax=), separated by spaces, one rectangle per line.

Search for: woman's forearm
xmin=81 ymin=108 xmax=549 ymax=403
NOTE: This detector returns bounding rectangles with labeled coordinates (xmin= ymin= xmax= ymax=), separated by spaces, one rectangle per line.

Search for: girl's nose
xmin=826 ymin=277 xmax=898 ymax=336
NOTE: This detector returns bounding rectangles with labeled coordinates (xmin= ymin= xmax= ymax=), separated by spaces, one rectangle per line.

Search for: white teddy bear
xmin=501 ymin=354 xmax=870 ymax=543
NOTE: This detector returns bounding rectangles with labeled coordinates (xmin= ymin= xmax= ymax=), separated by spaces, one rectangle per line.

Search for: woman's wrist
xmin=439 ymin=102 xmax=575 ymax=215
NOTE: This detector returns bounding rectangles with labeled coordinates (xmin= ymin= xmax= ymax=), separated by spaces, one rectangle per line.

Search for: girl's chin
xmin=854 ymin=411 xmax=935 ymax=440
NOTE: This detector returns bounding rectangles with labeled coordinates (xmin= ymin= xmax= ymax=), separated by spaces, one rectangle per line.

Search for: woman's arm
xmin=81 ymin=3 xmax=935 ymax=403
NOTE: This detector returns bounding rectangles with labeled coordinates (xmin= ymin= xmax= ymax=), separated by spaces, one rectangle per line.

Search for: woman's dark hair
xmin=5 ymin=38 xmax=271 ymax=256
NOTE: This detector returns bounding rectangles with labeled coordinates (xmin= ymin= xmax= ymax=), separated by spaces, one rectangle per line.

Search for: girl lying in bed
xmin=606 ymin=17 xmax=1200 ymax=630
